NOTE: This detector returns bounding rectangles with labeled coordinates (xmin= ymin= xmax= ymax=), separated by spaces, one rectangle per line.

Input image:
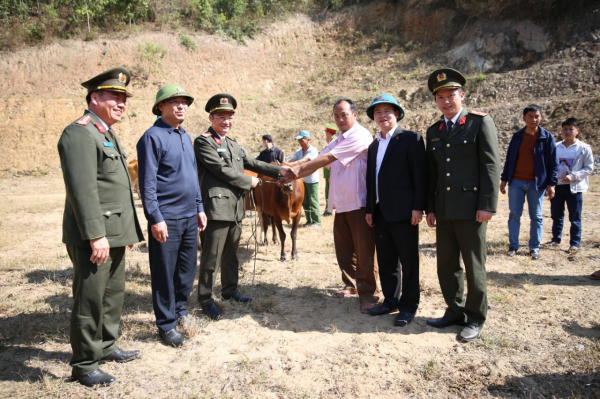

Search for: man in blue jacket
xmin=137 ymin=84 xmax=207 ymax=347
xmin=500 ymin=104 xmax=558 ymax=260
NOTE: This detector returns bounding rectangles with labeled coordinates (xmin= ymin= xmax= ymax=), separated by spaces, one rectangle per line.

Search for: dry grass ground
xmin=0 ymin=173 xmax=599 ymax=398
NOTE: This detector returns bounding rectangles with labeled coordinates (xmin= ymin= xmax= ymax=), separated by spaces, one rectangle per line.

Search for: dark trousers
xmin=373 ymin=206 xmax=419 ymax=313
xmin=333 ymin=207 xmax=380 ymax=303
xmin=550 ymin=185 xmax=583 ymax=246
xmin=148 ymin=216 xmax=198 ymax=332
xmin=198 ymin=220 xmax=242 ymax=304
xmin=436 ymin=219 xmax=488 ymax=325
xmin=67 ymin=244 xmax=125 ymax=377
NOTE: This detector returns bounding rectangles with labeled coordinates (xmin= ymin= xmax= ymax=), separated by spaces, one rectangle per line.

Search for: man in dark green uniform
xmin=424 ymin=68 xmax=501 ymax=342
xmin=194 ymin=94 xmax=291 ymax=320
xmin=322 ymin=123 xmax=337 ymax=216
xmin=57 ymin=67 xmax=145 ymax=386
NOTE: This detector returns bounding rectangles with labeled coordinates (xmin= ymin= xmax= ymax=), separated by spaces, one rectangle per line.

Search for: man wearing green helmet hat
xmin=364 ymin=94 xmax=426 ymax=327
xmin=137 ymin=84 xmax=207 ymax=347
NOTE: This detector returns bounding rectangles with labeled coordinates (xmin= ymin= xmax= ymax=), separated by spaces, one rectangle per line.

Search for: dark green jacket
xmin=58 ymin=111 xmax=144 ymax=248
xmin=426 ymin=108 xmax=501 ymax=221
xmin=194 ymin=127 xmax=281 ymax=222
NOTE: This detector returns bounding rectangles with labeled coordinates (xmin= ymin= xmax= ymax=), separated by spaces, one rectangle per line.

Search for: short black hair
xmin=562 ymin=117 xmax=579 ymax=128
xmin=523 ymin=104 xmax=542 ymax=116
xmin=333 ymin=97 xmax=358 ymax=113
xmin=262 ymin=134 xmax=273 ymax=143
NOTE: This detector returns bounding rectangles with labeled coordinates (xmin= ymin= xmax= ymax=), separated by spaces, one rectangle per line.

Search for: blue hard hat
xmin=366 ymin=94 xmax=405 ymax=121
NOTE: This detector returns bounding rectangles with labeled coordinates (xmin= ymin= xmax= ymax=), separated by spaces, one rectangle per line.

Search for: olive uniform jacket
xmin=426 ymin=109 xmax=501 ymax=221
xmin=194 ymin=127 xmax=280 ymax=222
xmin=58 ymin=111 xmax=144 ymax=248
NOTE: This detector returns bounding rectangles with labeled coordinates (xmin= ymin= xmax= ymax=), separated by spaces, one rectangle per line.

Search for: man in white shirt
xmin=364 ymin=94 xmax=426 ymax=326
xmin=289 ymin=130 xmax=321 ymax=227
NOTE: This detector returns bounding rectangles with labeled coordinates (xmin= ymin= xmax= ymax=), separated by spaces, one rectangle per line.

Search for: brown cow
xmin=244 ymin=169 xmax=280 ymax=246
xmin=127 ymin=159 xmax=139 ymax=199
xmin=252 ymin=172 xmax=304 ymax=261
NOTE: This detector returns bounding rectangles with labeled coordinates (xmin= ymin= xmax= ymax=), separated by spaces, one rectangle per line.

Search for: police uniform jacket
xmin=426 ymin=108 xmax=501 ymax=221
xmin=194 ymin=127 xmax=280 ymax=222
xmin=58 ymin=111 xmax=144 ymax=248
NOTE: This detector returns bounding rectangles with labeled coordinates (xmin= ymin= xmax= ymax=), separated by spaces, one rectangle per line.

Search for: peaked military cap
xmin=205 ymin=93 xmax=237 ymax=114
xmin=366 ymin=94 xmax=405 ymax=121
xmin=81 ymin=66 xmax=132 ymax=97
xmin=324 ymin=123 xmax=338 ymax=134
xmin=152 ymin=84 xmax=194 ymax=115
xmin=428 ymin=68 xmax=466 ymax=94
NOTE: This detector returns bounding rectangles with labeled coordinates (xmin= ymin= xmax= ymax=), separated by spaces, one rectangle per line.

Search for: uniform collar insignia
xmin=214 ymin=136 xmax=221 ymax=145
xmin=459 ymin=116 xmax=467 ymax=125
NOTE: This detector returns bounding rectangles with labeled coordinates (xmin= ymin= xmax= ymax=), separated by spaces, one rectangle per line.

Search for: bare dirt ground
xmin=0 ymin=174 xmax=598 ymax=398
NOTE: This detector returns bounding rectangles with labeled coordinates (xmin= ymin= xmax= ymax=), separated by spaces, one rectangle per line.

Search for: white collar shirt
xmin=443 ymin=107 xmax=464 ymax=128
xmin=375 ymin=125 xmax=398 ymax=203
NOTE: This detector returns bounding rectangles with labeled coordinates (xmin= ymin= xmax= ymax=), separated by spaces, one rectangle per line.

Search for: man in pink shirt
xmin=283 ymin=98 xmax=381 ymax=313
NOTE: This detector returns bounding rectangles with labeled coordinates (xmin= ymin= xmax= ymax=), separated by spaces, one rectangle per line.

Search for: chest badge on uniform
xmin=103 ymin=142 xmax=114 ymax=147
xmin=459 ymin=116 xmax=467 ymax=125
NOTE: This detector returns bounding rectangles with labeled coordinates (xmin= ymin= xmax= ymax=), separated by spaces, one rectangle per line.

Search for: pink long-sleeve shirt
xmin=320 ymin=122 xmax=373 ymax=214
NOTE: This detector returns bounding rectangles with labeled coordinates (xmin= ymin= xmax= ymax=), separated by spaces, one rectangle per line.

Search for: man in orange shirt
xmin=500 ymin=104 xmax=558 ymax=260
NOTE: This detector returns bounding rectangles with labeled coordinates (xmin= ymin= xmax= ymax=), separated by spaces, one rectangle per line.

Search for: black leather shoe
xmin=394 ymin=311 xmax=415 ymax=327
xmin=159 ymin=328 xmax=186 ymax=347
xmin=201 ymin=301 xmax=223 ymax=320
xmin=426 ymin=314 xmax=466 ymax=328
xmin=101 ymin=348 xmax=140 ymax=363
xmin=222 ymin=292 xmax=253 ymax=303
xmin=458 ymin=323 xmax=483 ymax=342
xmin=368 ymin=303 xmax=398 ymax=316
xmin=72 ymin=369 xmax=116 ymax=387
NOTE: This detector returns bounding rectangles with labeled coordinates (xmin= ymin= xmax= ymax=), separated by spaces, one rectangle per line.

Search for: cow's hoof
xmin=292 ymin=255 xmax=299 ymax=261
xmin=280 ymin=256 xmax=287 ymax=262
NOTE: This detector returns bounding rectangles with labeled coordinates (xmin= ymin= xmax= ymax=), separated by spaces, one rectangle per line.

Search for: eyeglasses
xmin=214 ymin=115 xmax=234 ymax=122
xmin=168 ymin=100 xmax=189 ymax=107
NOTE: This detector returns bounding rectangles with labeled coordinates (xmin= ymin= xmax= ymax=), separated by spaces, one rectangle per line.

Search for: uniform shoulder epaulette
xmin=94 ymin=123 xmax=106 ymax=133
xmin=75 ymin=115 xmax=91 ymax=126
xmin=469 ymin=110 xmax=488 ymax=117
xmin=200 ymin=132 xmax=211 ymax=137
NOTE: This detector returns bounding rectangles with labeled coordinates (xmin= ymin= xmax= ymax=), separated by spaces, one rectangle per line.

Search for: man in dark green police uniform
xmin=57 ymin=67 xmax=144 ymax=387
xmin=194 ymin=94 xmax=291 ymax=320
xmin=424 ymin=68 xmax=501 ymax=342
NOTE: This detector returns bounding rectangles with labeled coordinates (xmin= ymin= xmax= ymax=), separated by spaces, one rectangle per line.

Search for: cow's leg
xmin=291 ymin=214 xmax=300 ymax=260
xmin=275 ymin=218 xmax=287 ymax=261
xmin=260 ymin=212 xmax=269 ymax=246
xmin=271 ymin=215 xmax=279 ymax=245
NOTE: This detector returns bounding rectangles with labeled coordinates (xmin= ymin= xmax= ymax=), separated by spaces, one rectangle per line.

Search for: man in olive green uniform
xmin=57 ymin=67 xmax=144 ymax=387
xmin=424 ymin=68 xmax=500 ymax=342
xmin=322 ymin=123 xmax=337 ymax=216
xmin=194 ymin=94 xmax=291 ymax=320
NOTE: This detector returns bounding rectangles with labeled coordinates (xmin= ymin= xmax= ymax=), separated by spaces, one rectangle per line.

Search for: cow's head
xmin=280 ymin=182 xmax=294 ymax=194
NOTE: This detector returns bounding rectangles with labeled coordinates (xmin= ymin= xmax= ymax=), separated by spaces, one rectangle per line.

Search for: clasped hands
xmin=278 ymin=165 xmax=300 ymax=184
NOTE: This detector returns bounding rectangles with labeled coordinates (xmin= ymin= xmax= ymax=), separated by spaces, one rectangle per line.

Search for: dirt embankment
xmin=0 ymin=1 xmax=599 ymax=175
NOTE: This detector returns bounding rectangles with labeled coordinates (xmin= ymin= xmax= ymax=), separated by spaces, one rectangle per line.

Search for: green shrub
xmin=179 ymin=33 xmax=196 ymax=51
